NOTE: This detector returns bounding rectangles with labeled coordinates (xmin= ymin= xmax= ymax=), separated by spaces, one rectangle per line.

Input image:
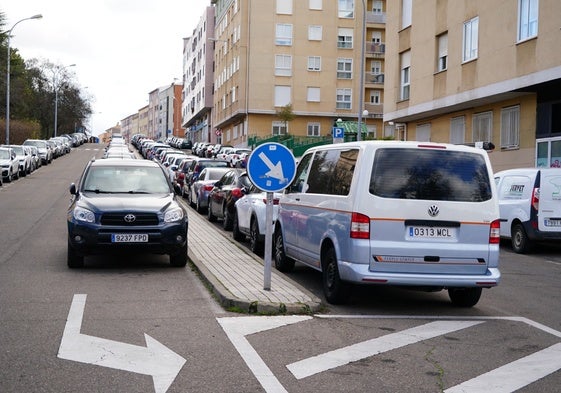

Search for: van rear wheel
xmin=322 ymin=246 xmax=348 ymax=305
xmin=448 ymin=287 xmax=482 ymax=307
xmin=512 ymin=223 xmax=531 ymax=254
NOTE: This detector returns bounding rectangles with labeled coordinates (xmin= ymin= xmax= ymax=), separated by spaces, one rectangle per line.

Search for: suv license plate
xmin=408 ymin=226 xmax=456 ymax=239
xmin=544 ymin=219 xmax=561 ymax=227
xmin=112 ymin=234 xmax=149 ymax=243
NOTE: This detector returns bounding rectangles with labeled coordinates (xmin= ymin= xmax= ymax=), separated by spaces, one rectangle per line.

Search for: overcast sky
xmin=4 ymin=1 xmax=210 ymax=136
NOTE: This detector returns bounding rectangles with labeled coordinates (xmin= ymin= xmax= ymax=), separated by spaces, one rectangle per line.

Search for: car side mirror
xmin=69 ymin=183 xmax=78 ymax=195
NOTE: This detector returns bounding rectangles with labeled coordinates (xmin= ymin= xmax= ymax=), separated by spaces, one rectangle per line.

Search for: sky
xmin=3 ymin=0 xmax=211 ymax=136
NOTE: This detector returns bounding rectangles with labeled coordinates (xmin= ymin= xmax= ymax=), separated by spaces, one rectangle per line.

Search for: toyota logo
xmin=124 ymin=214 xmax=136 ymax=223
xmin=427 ymin=205 xmax=439 ymax=217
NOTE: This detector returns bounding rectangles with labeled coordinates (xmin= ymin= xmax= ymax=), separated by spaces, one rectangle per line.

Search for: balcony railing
xmin=365 ymin=72 xmax=384 ymax=85
xmin=365 ymin=42 xmax=386 ymax=57
xmin=366 ymin=11 xmax=386 ymax=24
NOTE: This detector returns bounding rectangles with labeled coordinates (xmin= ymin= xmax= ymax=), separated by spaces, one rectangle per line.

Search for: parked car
xmin=27 ymin=145 xmax=42 ymax=170
xmin=67 ymin=158 xmax=188 ymax=268
xmin=173 ymin=157 xmax=197 ymax=197
xmin=189 ymin=167 xmax=231 ymax=213
xmin=2 ymin=144 xmax=32 ymax=176
xmin=23 ymin=139 xmax=53 ymax=165
xmin=184 ymin=158 xmax=230 ymax=203
xmin=0 ymin=147 xmax=20 ymax=183
xmin=226 ymin=148 xmax=252 ymax=167
xmin=233 ymin=187 xmax=281 ymax=254
xmin=494 ymin=167 xmax=561 ymax=253
xmin=273 ymin=141 xmax=501 ymax=307
xmin=207 ymin=169 xmax=252 ymax=230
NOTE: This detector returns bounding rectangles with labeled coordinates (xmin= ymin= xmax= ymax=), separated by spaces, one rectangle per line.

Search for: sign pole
xmin=263 ymin=192 xmax=274 ymax=290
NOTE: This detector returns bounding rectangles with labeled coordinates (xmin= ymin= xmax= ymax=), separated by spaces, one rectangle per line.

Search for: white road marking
xmin=286 ymin=320 xmax=483 ymax=379
xmin=445 ymin=343 xmax=561 ymax=393
xmin=58 ymin=294 xmax=186 ymax=393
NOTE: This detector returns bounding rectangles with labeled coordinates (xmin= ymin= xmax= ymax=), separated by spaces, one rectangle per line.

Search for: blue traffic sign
xmin=332 ymin=127 xmax=345 ymax=138
xmin=247 ymin=142 xmax=296 ymax=192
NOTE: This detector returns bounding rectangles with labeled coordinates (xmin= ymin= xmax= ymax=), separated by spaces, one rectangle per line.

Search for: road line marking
xmin=445 ymin=343 xmax=561 ymax=392
xmin=287 ymin=320 xmax=483 ymax=379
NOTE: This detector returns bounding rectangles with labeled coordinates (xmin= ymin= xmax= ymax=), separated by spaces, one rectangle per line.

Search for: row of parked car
xmin=1 ymin=133 xmax=88 ymax=186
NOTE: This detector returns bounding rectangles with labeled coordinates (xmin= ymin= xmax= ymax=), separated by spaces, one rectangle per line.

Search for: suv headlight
xmin=73 ymin=206 xmax=95 ymax=223
xmin=164 ymin=207 xmax=184 ymax=223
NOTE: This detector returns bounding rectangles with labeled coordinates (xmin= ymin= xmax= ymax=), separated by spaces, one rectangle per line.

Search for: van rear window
xmin=369 ymin=148 xmax=492 ymax=202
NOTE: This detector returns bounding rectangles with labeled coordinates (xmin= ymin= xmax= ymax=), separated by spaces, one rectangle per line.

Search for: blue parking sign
xmin=332 ymin=127 xmax=344 ymax=138
xmin=247 ymin=143 xmax=296 ymax=192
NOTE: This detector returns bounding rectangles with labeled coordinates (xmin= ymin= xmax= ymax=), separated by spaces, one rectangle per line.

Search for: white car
xmin=233 ymin=186 xmax=281 ymax=254
xmin=2 ymin=144 xmax=32 ymax=177
xmin=0 ymin=147 xmax=20 ymax=183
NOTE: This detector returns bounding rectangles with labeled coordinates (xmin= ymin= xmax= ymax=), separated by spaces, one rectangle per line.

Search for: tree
xmin=276 ymin=103 xmax=295 ymax=137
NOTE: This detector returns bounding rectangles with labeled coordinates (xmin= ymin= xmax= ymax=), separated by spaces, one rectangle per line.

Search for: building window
xmin=437 ymin=33 xmax=448 ymax=72
xmin=336 ymin=88 xmax=352 ymax=110
xmin=463 ymin=16 xmax=479 ymax=62
xmin=450 ymin=116 xmax=466 ymax=144
xmin=272 ymin=121 xmax=287 ymax=136
xmin=308 ymin=56 xmax=321 ymax=71
xmin=277 ymin=0 xmax=293 ymax=14
xmin=337 ymin=28 xmax=353 ymax=49
xmin=309 ymin=0 xmax=322 ymax=10
xmin=338 ymin=0 xmax=354 ymax=18
xmin=276 ymin=24 xmax=293 ymax=46
xmin=307 ymin=87 xmax=320 ymax=102
xmin=400 ymin=50 xmax=411 ymax=101
xmin=370 ymin=90 xmax=381 ymax=104
xmin=275 ymin=55 xmax=292 ymax=76
xmin=337 ymin=58 xmax=353 ymax=79
xmin=307 ymin=122 xmax=321 ymax=136
xmin=402 ymin=0 xmax=412 ymax=29
xmin=416 ymin=124 xmax=431 ymax=142
xmin=518 ymin=0 xmax=539 ymax=41
xmin=472 ymin=111 xmax=493 ymax=142
xmin=372 ymin=1 xmax=383 ymax=14
xmin=309 ymin=25 xmax=323 ymax=41
xmin=501 ymin=105 xmax=520 ymax=149
xmin=274 ymin=86 xmax=291 ymax=107
xmin=371 ymin=60 xmax=382 ymax=74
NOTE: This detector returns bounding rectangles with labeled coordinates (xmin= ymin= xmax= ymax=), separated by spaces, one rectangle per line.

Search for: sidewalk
xmin=185 ymin=205 xmax=322 ymax=314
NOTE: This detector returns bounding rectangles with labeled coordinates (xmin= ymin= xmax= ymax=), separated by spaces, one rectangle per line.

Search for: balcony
xmin=365 ymin=72 xmax=384 ymax=85
xmin=366 ymin=11 xmax=386 ymax=25
xmin=366 ymin=42 xmax=385 ymax=58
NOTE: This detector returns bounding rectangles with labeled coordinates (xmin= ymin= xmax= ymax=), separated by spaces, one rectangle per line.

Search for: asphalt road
xmin=1 ymin=143 xmax=560 ymax=393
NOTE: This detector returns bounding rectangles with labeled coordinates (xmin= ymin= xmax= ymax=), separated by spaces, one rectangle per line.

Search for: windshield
xmin=0 ymin=150 xmax=11 ymax=159
xmin=83 ymin=165 xmax=171 ymax=194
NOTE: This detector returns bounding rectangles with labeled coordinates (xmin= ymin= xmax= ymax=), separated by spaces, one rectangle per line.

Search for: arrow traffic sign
xmin=58 ymin=294 xmax=186 ymax=393
xmin=247 ymin=142 xmax=296 ymax=193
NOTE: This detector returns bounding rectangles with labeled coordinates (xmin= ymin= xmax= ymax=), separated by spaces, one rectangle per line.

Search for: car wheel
xmin=20 ymin=168 xmax=26 ymax=177
xmin=448 ymin=287 xmax=482 ymax=307
xmin=5 ymin=171 xmax=11 ymax=183
xmin=322 ymin=246 xmax=348 ymax=304
xmin=249 ymin=218 xmax=263 ymax=255
xmin=511 ymin=223 xmax=531 ymax=254
xmin=13 ymin=169 xmax=19 ymax=181
xmin=169 ymin=241 xmax=188 ymax=267
xmin=195 ymin=195 xmax=205 ymax=214
xmin=273 ymin=227 xmax=294 ymax=272
xmin=67 ymin=241 xmax=84 ymax=268
xmin=207 ymin=198 xmax=217 ymax=222
xmin=232 ymin=211 xmax=245 ymax=242
xmin=223 ymin=205 xmax=233 ymax=231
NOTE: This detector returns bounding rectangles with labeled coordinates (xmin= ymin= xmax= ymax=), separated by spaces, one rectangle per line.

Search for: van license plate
xmin=408 ymin=226 xmax=456 ymax=239
xmin=112 ymin=234 xmax=149 ymax=243
xmin=544 ymin=219 xmax=561 ymax=227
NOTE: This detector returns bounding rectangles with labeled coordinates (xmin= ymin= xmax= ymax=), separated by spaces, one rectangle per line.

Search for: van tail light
xmin=489 ymin=219 xmax=500 ymax=244
xmin=531 ymin=187 xmax=540 ymax=211
xmin=350 ymin=212 xmax=370 ymax=239
xmin=231 ymin=188 xmax=244 ymax=199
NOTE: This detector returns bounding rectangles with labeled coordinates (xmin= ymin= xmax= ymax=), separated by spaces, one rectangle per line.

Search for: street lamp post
xmin=356 ymin=0 xmax=366 ymax=142
xmin=53 ymin=64 xmax=76 ymax=137
xmin=4 ymin=14 xmax=42 ymax=145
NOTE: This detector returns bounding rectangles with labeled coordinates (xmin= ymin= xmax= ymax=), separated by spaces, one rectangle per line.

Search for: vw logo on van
xmin=427 ymin=205 xmax=439 ymax=217
xmin=124 ymin=214 xmax=136 ymax=223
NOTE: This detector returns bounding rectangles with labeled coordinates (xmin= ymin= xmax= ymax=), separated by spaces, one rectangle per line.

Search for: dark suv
xmin=67 ymin=158 xmax=188 ymax=268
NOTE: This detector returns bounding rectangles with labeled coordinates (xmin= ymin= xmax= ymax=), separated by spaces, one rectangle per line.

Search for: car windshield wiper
xmin=83 ymin=189 xmax=114 ymax=194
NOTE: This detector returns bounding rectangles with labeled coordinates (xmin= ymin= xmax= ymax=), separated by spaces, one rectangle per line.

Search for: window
xmin=463 ymin=17 xmax=479 ymax=62
xmin=416 ymin=124 xmax=431 ymax=142
xmin=309 ymin=25 xmax=323 ymax=41
xmin=336 ymin=88 xmax=352 ymax=109
xmin=274 ymin=86 xmax=291 ymax=107
xmin=277 ymin=0 xmax=293 ymax=14
xmin=337 ymin=28 xmax=353 ymax=48
xmin=272 ymin=121 xmax=287 ymax=136
xmin=371 ymin=60 xmax=382 ymax=74
xmin=437 ymin=33 xmax=448 ymax=72
xmin=275 ymin=55 xmax=292 ymax=76
xmin=307 ymin=122 xmax=321 ymax=136
xmin=400 ymin=51 xmax=411 ymax=100
xmin=402 ymin=0 xmax=412 ymax=29
xmin=337 ymin=58 xmax=353 ymax=79
xmin=276 ymin=24 xmax=293 ymax=46
xmin=372 ymin=1 xmax=383 ymax=14
xmin=307 ymin=87 xmax=320 ymax=102
xmin=338 ymin=0 xmax=354 ymax=18
xmin=518 ymin=0 xmax=539 ymax=41
xmin=501 ymin=105 xmax=520 ymax=149
xmin=307 ymin=149 xmax=358 ymax=195
xmin=309 ymin=0 xmax=322 ymax=10
xmin=450 ymin=116 xmax=466 ymax=144
xmin=308 ymin=56 xmax=321 ymax=71
xmin=472 ymin=111 xmax=493 ymax=142
xmin=370 ymin=90 xmax=381 ymax=104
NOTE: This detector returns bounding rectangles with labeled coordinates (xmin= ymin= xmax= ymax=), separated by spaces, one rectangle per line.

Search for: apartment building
xmin=384 ymin=0 xmax=561 ymax=171
xmin=208 ymin=0 xmax=386 ymax=147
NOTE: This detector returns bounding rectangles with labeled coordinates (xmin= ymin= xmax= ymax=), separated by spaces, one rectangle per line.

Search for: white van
xmin=273 ymin=141 xmax=500 ymax=307
xmin=494 ymin=168 xmax=561 ymax=253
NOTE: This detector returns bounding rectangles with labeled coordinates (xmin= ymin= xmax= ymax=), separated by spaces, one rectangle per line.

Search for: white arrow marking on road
xmin=287 ymin=320 xmax=484 ymax=379
xmin=258 ymin=152 xmax=285 ymax=182
xmin=58 ymin=294 xmax=186 ymax=393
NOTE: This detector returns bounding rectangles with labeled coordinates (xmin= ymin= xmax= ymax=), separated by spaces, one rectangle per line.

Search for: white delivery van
xmin=494 ymin=168 xmax=561 ymax=253
xmin=273 ymin=141 xmax=500 ymax=307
